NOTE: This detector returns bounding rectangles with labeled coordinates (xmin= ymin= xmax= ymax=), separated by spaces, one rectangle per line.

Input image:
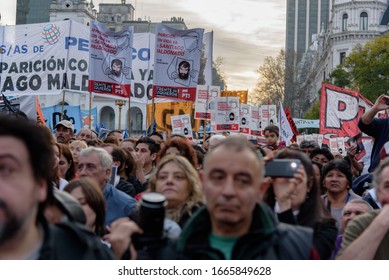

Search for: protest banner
xmin=152 ymin=24 xmax=204 ymax=102
xmin=250 ymin=105 xmax=261 ymax=136
xmin=0 ymin=95 xmax=37 ymax=120
xmin=0 ymin=21 xmax=90 ymax=96
xmin=221 ymin=90 xmax=248 ymax=105
xmin=88 ymin=21 xmax=134 ymax=99
xmin=240 ymin=104 xmax=251 ymax=135
xmin=279 ymin=101 xmax=294 ymax=145
xmin=171 ymin=114 xmax=193 ymax=140
xmin=320 ymin=83 xmax=373 ymax=144
xmin=211 ymin=97 xmax=240 ymax=132
xmin=293 ymin=118 xmax=320 ymax=129
xmin=0 ymin=21 xmax=154 ymax=105
xmin=203 ymin=31 xmax=213 ymax=86
xmin=131 ymin=33 xmax=155 ymax=103
xmin=146 ymin=102 xmax=200 ymax=132
xmin=260 ymin=104 xmax=277 ymax=128
xmin=194 ymin=85 xmax=220 ymax=120
xmin=42 ymin=105 xmax=97 ymax=133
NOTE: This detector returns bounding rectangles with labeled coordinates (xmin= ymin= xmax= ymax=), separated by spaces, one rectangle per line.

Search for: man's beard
xmin=0 ymin=199 xmax=23 ymax=246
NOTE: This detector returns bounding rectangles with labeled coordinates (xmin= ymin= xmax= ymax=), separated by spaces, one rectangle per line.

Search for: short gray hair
xmin=372 ymin=157 xmax=389 ymax=188
xmin=79 ymin=147 xmax=113 ymax=170
xmin=342 ymin=199 xmax=373 ymax=216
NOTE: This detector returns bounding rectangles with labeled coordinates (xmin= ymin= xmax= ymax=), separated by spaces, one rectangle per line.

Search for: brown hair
xmin=64 ymin=177 xmax=106 ymax=236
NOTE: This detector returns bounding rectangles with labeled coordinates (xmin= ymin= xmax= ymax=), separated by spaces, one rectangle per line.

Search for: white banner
xmin=131 ymin=33 xmax=155 ymax=104
xmin=88 ymin=21 xmax=134 ymax=99
xmin=260 ymin=104 xmax=277 ymax=128
xmin=0 ymin=21 xmax=90 ymax=96
xmin=239 ymin=104 xmax=250 ymax=135
xmin=194 ymin=85 xmax=220 ymax=120
xmin=279 ymin=101 xmax=293 ymax=146
xmin=250 ymin=105 xmax=261 ymax=136
xmin=152 ymin=24 xmax=204 ymax=102
xmin=170 ymin=114 xmax=193 ymax=140
xmin=203 ymin=31 xmax=213 ymax=86
xmin=0 ymin=21 xmax=151 ymax=104
xmin=211 ymin=97 xmax=240 ymax=132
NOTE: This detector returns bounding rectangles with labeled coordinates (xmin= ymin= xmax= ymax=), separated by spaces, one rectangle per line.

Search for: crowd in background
xmin=1 ymin=95 xmax=389 ymax=260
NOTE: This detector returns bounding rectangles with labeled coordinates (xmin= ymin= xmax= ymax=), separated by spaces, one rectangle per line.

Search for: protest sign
xmin=152 ymin=24 xmax=204 ymax=102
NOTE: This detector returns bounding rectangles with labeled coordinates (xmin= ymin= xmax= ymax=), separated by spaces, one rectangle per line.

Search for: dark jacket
xmin=277 ymin=209 xmax=337 ymax=259
xmin=116 ymin=177 xmax=136 ymax=197
xmin=39 ymin=219 xmax=115 ymax=260
xmin=164 ymin=203 xmax=314 ymax=260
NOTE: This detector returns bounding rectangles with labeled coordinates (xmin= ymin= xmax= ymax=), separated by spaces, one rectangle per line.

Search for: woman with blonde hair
xmin=148 ymin=154 xmax=204 ymax=228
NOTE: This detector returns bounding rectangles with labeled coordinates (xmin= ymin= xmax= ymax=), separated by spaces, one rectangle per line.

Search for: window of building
xmin=360 ymin=12 xmax=368 ymax=31
xmin=340 ymin=52 xmax=346 ymax=64
xmin=342 ymin=13 xmax=348 ymax=31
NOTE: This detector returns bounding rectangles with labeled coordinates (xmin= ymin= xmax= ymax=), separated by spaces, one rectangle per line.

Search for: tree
xmin=330 ymin=33 xmax=389 ymax=102
xmin=249 ymin=49 xmax=285 ymax=106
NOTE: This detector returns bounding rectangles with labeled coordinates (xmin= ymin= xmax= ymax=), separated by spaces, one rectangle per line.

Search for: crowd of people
xmin=1 ymin=95 xmax=389 ymax=260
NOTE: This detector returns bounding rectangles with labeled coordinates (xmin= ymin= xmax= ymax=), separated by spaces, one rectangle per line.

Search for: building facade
xmin=296 ymin=0 xmax=389 ymax=113
xmin=16 ymin=0 xmax=52 ymax=24
xmin=285 ymin=0 xmax=331 ymax=116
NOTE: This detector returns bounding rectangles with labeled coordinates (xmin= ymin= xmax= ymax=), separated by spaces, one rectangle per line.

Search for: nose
xmin=221 ymin=176 xmax=236 ymax=197
xmin=78 ymin=166 xmax=87 ymax=177
xmin=166 ymin=173 xmax=174 ymax=185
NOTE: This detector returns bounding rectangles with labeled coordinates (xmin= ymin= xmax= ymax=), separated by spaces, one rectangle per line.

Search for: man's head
xmin=208 ymin=134 xmax=226 ymax=151
xmin=135 ymin=137 xmax=160 ymax=168
xmin=76 ymin=127 xmax=93 ymax=142
xmin=0 ymin=116 xmax=55 ymax=246
xmin=77 ymin=147 xmax=113 ymax=190
xmin=299 ymin=140 xmax=318 ymax=156
xmin=373 ymin=157 xmax=389 ymax=206
xmin=341 ymin=199 xmax=372 ymax=232
xmin=55 ymin=120 xmax=74 ymax=144
xmin=107 ymin=130 xmax=124 ymax=143
xmin=310 ymin=147 xmax=334 ymax=166
xmin=200 ymin=135 xmax=268 ymax=237
xmin=263 ymin=125 xmax=279 ymax=147
xmin=178 ymin=60 xmax=190 ymax=80
xmin=111 ymin=59 xmax=122 ymax=77
xmin=101 ymin=144 xmax=127 ymax=174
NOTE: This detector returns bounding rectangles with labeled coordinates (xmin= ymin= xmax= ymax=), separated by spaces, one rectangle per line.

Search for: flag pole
xmin=61 ymin=91 xmax=66 ymax=121
xmin=128 ymin=93 xmax=131 ymax=136
xmin=89 ymin=92 xmax=92 ymax=130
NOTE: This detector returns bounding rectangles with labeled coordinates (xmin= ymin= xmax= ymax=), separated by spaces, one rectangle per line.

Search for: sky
xmin=0 ymin=0 xmax=286 ymax=92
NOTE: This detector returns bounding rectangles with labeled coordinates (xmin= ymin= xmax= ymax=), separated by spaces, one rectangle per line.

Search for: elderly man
xmin=76 ymin=127 xmax=94 ymax=142
xmin=332 ymin=199 xmax=373 ymax=257
xmin=77 ymin=147 xmax=137 ymax=226
xmin=0 ymin=116 xmax=114 ymax=259
xmin=55 ymin=120 xmax=74 ymax=144
xmin=337 ymin=157 xmax=389 ymax=259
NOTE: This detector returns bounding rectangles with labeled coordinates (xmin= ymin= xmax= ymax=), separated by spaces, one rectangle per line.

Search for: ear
xmin=105 ymin=167 xmax=112 ymax=180
xmin=150 ymin=152 xmax=157 ymax=161
xmin=113 ymin=161 xmax=121 ymax=168
xmin=258 ymin=177 xmax=272 ymax=201
xmin=36 ymin=179 xmax=48 ymax=203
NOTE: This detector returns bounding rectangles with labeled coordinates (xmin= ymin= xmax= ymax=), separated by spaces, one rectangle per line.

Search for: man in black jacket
xmin=0 ymin=116 xmax=114 ymax=260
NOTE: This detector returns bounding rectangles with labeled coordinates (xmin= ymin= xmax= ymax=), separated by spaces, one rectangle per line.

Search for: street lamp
xmin=115 ymin=99 xmax=126 ymax=130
